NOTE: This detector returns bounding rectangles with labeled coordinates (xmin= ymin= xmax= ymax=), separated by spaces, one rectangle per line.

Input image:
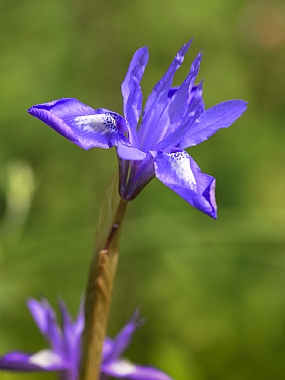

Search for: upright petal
xmin=28 ymin=98 xmax=130 ymax=150
xmin=121 ymin=47 xmax=149 ymax=147
xmin=152 ymin=150 xmax=217 ymax=218
xmin=102 ymin=337 xmax=114 ymax=360
xmin=27 ymin=299 xmax=63 ymax=356
xmin=167 ymin=86 xmax=179 ymax=99
xmin=154 ymin=82 xmax=204 ymax=151
xmin=59 ymin=300 xmax=76 ymax=364
xmin=138 ymin=41 xmax=192 ymax=151
xmin=104 ymin=310 xmax=144 ymax=363
xmin=178 ymin=100 xmax=248 ymax=148
xmin=74 ymin=298 xmax=85 ymax=340
xmin=146 ymin=52 xmax=202 ymax=149
xmin=59 ymin=298 xmax=84 ymax=373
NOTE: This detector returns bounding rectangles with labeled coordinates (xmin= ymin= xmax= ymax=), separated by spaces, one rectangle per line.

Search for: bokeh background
xmin=1 ymin=0 xmax=285 ymax=379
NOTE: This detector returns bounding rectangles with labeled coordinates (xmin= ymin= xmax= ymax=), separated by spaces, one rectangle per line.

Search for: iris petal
xmin=154 ymin=82 xmax=204 ymax=151
xmin=148 ymin=52 xmax=202 ymax=149
xmin=121 ymin=47 xmax=149 ymax=147
xmin=28 ymin=98 xmax=129 ymax=150
xmin=117 ymin=143 xmax=147 ymax=161
xmin=58 ymin=299 xmax=82 ymax=370
xmin=153 ymin=150 xmax=217 ymax=218
xmin=102 ymin=337 xmax=114 ymax=359
xmin=0 ymin=350 xmax=67 ymax=372
xmin=104 ymin=309 xmax=143 ymax=363
xmin=0 ymin=352 xmax=42 ymax=371
xmin=102 ymin=359 xmax=173 ymax=380
xmin=178 ymin=99 xmax=248 ymax=148
xmin=27 ymin=299 xmax=63 ymax=355
xmin=138 ymin=40 xmax=192 ymax=151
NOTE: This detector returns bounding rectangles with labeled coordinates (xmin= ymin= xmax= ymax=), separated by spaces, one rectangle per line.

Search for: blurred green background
xmin=1 ymin=0 xmax=285 ymax=379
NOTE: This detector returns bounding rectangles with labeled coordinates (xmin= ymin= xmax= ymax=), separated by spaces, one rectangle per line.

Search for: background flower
xmin=0 ymin=299 xmax=172 ymax=380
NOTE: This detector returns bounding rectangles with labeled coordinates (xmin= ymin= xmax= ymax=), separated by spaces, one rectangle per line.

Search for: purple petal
xmin=27 ymin=298 xmax=49 ymax=333
xmin=117 ymin=143 xmax=147 ymax=161
xmin=0 ymin=350 xmax=67 ymax=372
xmin=167 ymin=86 xmax=179 ymax=99
xmin=58 ymin=298 xmax=84 ymax=372
xmin=147 ymin=52 xmax=202 ymax=150
xmin=152 ymin=150 xmax=217 ymax=218
xmin=74 ymin=298 xmax=85 ymax=340
xmin=0 ymin=352 xmax=42 ymax=371
xmin=102 ymin=359 xmax=173 ymax=380
xmin=27 ymin=298 xmax=63 ymax=356
xmin=138 ymin=40 xmax=192 ymax=151
xmin=102 ymin=337 xmax=114 ymax=361
xmin=59 ymin=300 xmax=76 ymax=362
xmin=28 ymin=98 xmax=130 ymax=150
xmin=179 ymin=100 xmax=248 ymax=148
xmin=104 ymin=309 xmax=144 ymax=363
xmin=121 ymin=47 xmax=149 ymax=147
xmin=154 ymin=82 xmax=204 ymax=151
xmin=59 ymin=299 xmax=73 ymax=343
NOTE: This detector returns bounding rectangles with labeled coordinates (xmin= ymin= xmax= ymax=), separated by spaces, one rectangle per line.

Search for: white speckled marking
xmin=109 ymin=359 xmax=136 ymax=376
xmin=29 ymin=349 xmax=62 ymax=368
xmin=169 ymin=151 xmax=196 ymax=188
xmin=74 ymin=113 xmax=119 ymax=134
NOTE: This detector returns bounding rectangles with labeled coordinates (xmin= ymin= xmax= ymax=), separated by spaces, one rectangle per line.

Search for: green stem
xmin=79 ymin=170 xmax=128 ymax=380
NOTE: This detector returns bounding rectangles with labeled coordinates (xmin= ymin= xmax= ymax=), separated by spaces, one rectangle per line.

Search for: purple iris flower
xmin=0 ymin=298 xmax=171 ymax=380
xmin=28 ymin=41 xmax=247 ymax=218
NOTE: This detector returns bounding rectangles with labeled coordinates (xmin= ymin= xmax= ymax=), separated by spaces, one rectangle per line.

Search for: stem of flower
xmin=79 ymin=170 xmax=128 ymax=380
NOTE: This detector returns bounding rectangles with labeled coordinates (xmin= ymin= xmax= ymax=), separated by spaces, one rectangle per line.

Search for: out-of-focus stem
xmin=79 ymin=170 xmax=128 ymax=380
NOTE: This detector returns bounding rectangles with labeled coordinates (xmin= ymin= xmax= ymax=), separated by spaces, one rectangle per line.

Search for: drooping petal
xmin=178 ymin=100 xmax=248 ymax=148
xmin=0 ymin=352 xmax=42 ymax=371
xmin=152 ymin=150 xmax=217 ymax=218
xmin=104 ymin=310 xmax=144 ymax=363
xmin=0 ymin=350 xmax=67 ymax=372
xmin=102 ymin=359 xmax=173 ymax=380
xmin=121 ymin=47 xmax=149 ymax=147
xmin=138 ymin=41 xmax=192 ymax=151
xmin=28 ymin=350 xmax=68 ymax=370
xmin=27 ymin=299 xmax=63 ymax=356
xmin=28 ymin=98 xmax=130 ymax=150
xmin=147 ymin=52 xmax=202 ymax=149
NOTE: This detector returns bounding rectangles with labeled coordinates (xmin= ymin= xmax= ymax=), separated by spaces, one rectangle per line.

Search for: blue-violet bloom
xmin=0 ymin=298 xmax=171 ymax=380
xmin=28 ymin=41 xmax=247 ymax=218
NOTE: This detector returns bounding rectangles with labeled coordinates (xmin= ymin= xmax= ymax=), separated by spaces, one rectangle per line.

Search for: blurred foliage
xmin=1 ymin=0 xmax=285 ymax=379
